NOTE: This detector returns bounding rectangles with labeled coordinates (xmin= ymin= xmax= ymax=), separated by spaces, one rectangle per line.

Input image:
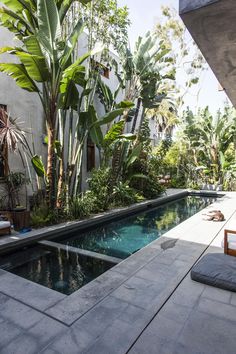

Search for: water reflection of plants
xmin=9 ymin=247 xmax=112 ymax=295
xmin=61 ymin=196 xmax=215 ymax=259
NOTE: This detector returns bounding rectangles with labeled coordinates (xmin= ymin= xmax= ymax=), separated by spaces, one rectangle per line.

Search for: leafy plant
xmin=69 ymin=192 xmax=96 ymax=219
xmin=30 ymin=203 xmax=54 ymax=228
xmin=112 ymin=182 xmax=137 ymax=206
xmin=87 ymin=167 xmax=112 ymax=211
xmin=5 ymin=172 xmax=29 ymax=209
xmin=0 ymin=0 xmax=95 ymax=207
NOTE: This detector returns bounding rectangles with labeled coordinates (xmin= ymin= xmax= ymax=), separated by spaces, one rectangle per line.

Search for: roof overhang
xmin=180 ymin=0 xmax=236 ymax=106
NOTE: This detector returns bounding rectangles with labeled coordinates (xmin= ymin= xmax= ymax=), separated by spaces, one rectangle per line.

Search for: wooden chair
xmin=224 ymin=229 xmax=236 ymax=256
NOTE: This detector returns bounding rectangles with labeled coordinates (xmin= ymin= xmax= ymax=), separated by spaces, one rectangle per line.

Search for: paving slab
xmin=40 ymin=327 xmax=95 ymax=354
xmin=0 ymin=293 xmax=44 ymax=330
xmin=202 ymin=284 xmax=232 ymax=303
xmin=43 ymin=296 xmax=149 ymax=354
xmin=1 ymin=316 xmax=66 ymax=354
xmin=45 ymin=269 xmax=127 ymax=325
xmin=129 ymin=251 xmax=236 ymax=354
xmin=0 ymin=270 xmax=66 ymax=312
xmin=0 ymin=320 xmax=23 ymax=349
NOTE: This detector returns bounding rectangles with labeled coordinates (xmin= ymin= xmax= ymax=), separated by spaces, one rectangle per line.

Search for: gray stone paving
xmin=129 ymin=274 xmax=236 ymax=354
xmin=0 ymin=190 xmax=236 ymax=353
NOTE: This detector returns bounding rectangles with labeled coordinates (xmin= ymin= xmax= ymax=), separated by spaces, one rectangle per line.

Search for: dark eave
xmin=180 ymin=0 xmax=236 ymax=106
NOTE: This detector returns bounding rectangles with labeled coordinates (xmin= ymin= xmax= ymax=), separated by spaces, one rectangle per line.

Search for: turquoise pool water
xmin=58 ymin=195 xmax=216 ymax=259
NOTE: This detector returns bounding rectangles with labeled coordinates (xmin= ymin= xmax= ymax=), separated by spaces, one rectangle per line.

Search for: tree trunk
xmin=131 ymin=97 xmax=142 ymax=133
xmin=137 ymin=107 xmax=146 ymax=134
xmin=57 ymin=151 xmax=64 ymax=208
xmin=47 ymin=126 xmax=56 ymax=208
xmin=57 ymin=111 xmax=66 ymax=208
xmin=110 ymin=145 xmax=122 ymax=192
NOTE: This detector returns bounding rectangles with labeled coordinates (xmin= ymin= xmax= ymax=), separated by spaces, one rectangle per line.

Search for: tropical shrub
xmin=112 ymin=182 xmax=138 ymax=206
xmin=30 ymin=203 xmax=56 ymax=228
xmin=69 ymin=192 xmax=96 ymax=219
xmin=87 ymin=167 xmax=112 ymax=211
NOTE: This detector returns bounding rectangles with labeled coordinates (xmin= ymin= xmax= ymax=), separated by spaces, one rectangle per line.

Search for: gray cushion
xmin=191 ymin=253 xmax=236 ymax=292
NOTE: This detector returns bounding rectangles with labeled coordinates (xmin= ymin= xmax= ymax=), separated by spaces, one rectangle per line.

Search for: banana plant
xmin=113 ymin=31 xmax=173 ymax=132
xmin=183 ymin=106 xmax=236 ymax=185
xmin=0 ymin=0 xmax=98 ymax=207
xmin=56 ymin=98 xmax=134 ymax=205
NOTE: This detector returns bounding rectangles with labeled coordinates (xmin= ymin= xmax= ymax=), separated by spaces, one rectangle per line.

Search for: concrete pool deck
xmin=0 ymin=190 xmax=236 ymax=353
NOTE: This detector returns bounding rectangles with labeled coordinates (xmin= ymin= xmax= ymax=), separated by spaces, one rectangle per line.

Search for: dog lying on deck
xmin=203 ymin=210 xmax=225 ymax=222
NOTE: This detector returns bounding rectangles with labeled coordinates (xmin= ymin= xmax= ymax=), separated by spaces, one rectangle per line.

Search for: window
xmin=0 ymin=104 xmax=8 ymax=178
xmin=91 ymin=59 xmax=110 ymax=79
xmin=87 ymin=136 xmax=95 ymax=172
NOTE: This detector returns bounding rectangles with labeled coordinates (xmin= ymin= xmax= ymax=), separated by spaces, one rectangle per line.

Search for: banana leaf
xmin=31 ymin=155 xmax=46 ymax=177
xmin=0 ymin=63 xmax=39 ymax=92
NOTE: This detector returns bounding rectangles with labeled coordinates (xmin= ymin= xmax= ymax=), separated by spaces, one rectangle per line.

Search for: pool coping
xmin=39 ymin=240 xmax=121 ymax=264
xmin=0 ymin=189 xmax=226 ymax=326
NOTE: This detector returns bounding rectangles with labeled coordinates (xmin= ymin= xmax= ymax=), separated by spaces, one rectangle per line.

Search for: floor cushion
xmin=191 ymin=253 xmax=236 ymax=292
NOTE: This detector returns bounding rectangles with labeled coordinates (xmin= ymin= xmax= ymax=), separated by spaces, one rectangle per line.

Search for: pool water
xmin=0 ymin=195 xmax=216 ymax=295
xmin=0 ymin=246 xmax=113 ymax=295
xmin=58 ymin=196 xmax=216 ymax=259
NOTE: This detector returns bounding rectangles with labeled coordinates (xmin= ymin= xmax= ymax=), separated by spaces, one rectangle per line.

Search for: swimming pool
xmin=57 ymin=195 xmax=216 ymax=259
xmin=0 ymin=246 xmax=114 ymax=295
xmin=0 ymin=195 xmax=216 ymax=295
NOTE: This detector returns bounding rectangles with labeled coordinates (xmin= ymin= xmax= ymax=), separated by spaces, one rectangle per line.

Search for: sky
xmin=117 ymin=0 xmax=229 ymax=114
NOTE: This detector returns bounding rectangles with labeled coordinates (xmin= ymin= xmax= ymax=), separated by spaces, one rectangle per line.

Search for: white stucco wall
xmin=0 ymin=26 xmax=46 ymax=196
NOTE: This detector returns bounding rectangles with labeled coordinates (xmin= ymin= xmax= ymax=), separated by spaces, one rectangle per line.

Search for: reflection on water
xmin=0 ymin=247 xmax=113 ymax=295
xmin=59 ymin=196 xmax=216 ymax=259
xmin=0 ymin=196 xmax=216 ymax=295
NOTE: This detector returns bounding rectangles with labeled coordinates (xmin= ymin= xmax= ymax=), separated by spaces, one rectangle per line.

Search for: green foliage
xmin=142 ymin=178 xmax=164 ymax=199
xmin=103 ymin=120 xmax=125 ymax=146
xmin=5 ymin=172 xmax=28 ymax=191
xmin=138 ymin=118 xmax=151 ymax=153
xmin=5 ymin=172 xmax=29 ymax=209
xmin=158 ymin=104 xmax=236 ymax=191
xmin=182 ymin=106 xmax=236 ymax=186
xmin=96 ymin=76 xmax=115 ymax=112
xmin=155 ymin=6 xmax=206 ymax=108
xmin=82 ymin=0 xmax=130 ymax=54
xmin=69 ymin=192 xmax=96 ymax=219
xmin=112 ymin=182 xmax=138 ymax=206
xmin=102 ymin=120 xmax=125 ymax=165
xmin=154 ymin=136 xmax=172 ymax=160
xmin=31 ymin=155 xmax=46 ymax=177
xmin=87 ymin=167 xmax=112 ymax=211
xmin=0 ymin=0 xmax=102 ymax=208
xmin=30 ymin=203 xmax=55 ymax=227
xmin=0 ymin=63 xmax=39 ymax=92
xmin=127 ymin=150 xmax=164 ymax=200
